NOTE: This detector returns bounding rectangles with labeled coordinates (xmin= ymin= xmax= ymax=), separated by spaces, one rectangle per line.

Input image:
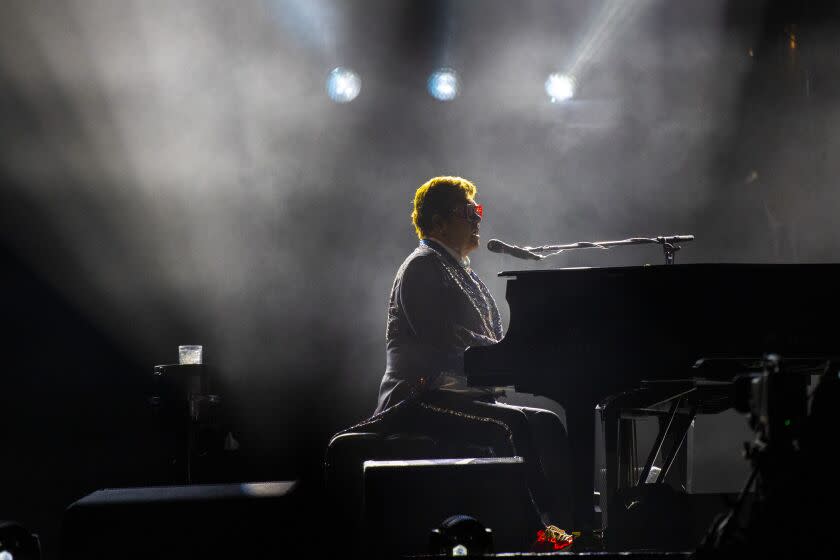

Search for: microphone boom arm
xmin=525 ymin=235 xmax=694 ymax=265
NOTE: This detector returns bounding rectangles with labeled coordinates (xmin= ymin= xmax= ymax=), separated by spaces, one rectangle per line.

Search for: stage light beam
xmin=326 ymin=67 xmax=361 ymax=103
xmin=427 ymin=68 xmax=459 ymax=101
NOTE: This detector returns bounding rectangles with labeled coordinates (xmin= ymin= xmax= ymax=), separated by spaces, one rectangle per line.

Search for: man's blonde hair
xmin=411 ymin=176 xmax=477 ymax=239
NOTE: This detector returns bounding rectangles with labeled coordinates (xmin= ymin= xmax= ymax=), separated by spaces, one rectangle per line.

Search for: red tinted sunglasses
xmin=453 ymin=203 xmax=483 ymax=222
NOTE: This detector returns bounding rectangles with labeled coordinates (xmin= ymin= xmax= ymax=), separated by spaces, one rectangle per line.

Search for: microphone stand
xmin=525 ymin=235 xmax=694 ymax=265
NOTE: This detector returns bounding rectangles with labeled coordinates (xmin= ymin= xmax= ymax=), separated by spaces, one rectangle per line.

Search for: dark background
xmin=2 ymin=0 xmax=839 ymax=556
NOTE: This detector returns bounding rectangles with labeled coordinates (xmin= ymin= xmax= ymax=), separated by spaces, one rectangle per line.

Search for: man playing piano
xmin=370 ymin=175 xmax=571 ymax=530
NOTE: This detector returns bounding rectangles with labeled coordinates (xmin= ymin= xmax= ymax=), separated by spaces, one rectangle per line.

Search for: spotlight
xmin=0 ymin=521 xmax=40 ymax=560
xmin=429 ymin=514 xmax=493 ymax=557
xmin=545 ymin=73 xmax=575 ymax=102
xmin=326 ymin=67 xmax=361 ymax=103
xmin=427 ymin=68 xmax=459 ymax=101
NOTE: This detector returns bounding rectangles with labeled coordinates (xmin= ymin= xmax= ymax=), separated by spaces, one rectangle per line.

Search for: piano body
xmin=465 ymin=263 xmax=840 ymax=531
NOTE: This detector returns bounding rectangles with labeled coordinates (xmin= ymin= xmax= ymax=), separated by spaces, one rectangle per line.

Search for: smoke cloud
xmin=2 ymin=0 xmax=837 ymax=502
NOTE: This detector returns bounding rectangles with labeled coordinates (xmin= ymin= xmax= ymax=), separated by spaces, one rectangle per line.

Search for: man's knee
xmin=473 ymin=401 xmax=531 ymax=436
xmin=525 ymin=408 xmax=569 ymax=447
xmin=505 ymin=408 xmax=532 ymax=437
xmin=534 ymin=409 xmax=566 ymax=430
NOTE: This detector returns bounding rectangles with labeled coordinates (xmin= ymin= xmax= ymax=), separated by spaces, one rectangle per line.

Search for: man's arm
xmin=398 ymin=256 xmax=455 ymax=348
xmin=399 ymin=256 xmax=500 ymax=377
xmin=453 ymin=325 xmax=499 ymax=348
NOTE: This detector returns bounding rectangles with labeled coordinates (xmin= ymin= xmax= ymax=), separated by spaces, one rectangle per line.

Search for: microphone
xmin=487 ymin=239 xmax=543 ymax=260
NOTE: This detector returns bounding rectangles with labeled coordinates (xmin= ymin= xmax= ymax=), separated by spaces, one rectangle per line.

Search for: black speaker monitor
xmin=62 ymin=481 xmax=300 ymax=559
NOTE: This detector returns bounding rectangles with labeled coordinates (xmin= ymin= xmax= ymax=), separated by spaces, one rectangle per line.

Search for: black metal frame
xmin=599 ymin=381 xmax=729 ymax=528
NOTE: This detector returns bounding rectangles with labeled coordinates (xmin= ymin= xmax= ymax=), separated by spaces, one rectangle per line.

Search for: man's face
xmin=439 ymin=197 xmax=483 ymax=257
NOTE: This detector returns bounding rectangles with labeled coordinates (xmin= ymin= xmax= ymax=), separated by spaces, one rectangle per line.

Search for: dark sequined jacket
xmin=374 ymin=239 xmax=504 ymax=413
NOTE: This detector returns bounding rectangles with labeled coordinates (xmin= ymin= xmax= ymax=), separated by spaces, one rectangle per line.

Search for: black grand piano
xmin=465 ymin=263 xmax=840 ymax=533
